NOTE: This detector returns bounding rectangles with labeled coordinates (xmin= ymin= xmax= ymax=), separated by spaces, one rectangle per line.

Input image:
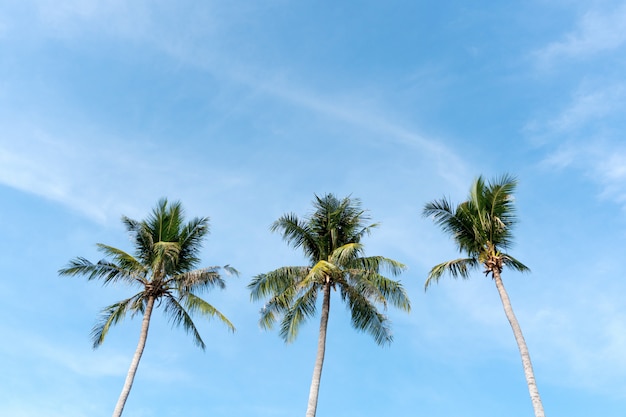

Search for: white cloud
xmin=32 ymin=0 xmax=151 ymax=39
xmin=533 ymin=2 xmax=626 ymax=66
xmin=541 ymin=142 xmax=626 ymax=206
xmin=528 ymin=297 xmax=626 ymax=394
xmin=549 ymin=84 xmax=626 ymax=133
xmin=526 ymin=79 xmax=626 ymax=207
xmin=0 ymin=133 xmax=135 ymax=223
xmin=250 ymin=78 xmax=471 ymax=193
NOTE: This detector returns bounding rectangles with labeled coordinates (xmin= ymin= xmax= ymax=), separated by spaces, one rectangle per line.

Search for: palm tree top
xmin=59 ymin=198 xmax=236 ymax=349
xmin=250 ymin=193 xmax=410 ymax=345
xmin=124 ymin=198 xmax=209 ymax=276
xmin=271 ymin=193 xmax=378 ymax=265
xmin=423 ymin=174 xmax=529 ymax=288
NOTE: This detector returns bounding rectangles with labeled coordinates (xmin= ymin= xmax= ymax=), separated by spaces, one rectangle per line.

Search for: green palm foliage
xmin=249 ymin=194 xmax=410 ymax=417
xmin=60 ymin=199 xmax=236 ymax=417
xmin=424 ymin=175 xmax=545 ymax=417
xmin=424 ymin=174 xmax=529 ymax=286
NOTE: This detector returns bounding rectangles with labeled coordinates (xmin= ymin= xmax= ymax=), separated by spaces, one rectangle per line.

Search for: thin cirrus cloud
xmin=533 ymin=2 xmax=626 ymax=66
xmin=2 ymin=1 xmax=471 ymax=224
xmin=0 ymin=133 xmax=140 ymax=223
xmin=526 ymin=2 xmax=626 ymax=208
xmin=530 ymin=83 xmax=626 ymax=206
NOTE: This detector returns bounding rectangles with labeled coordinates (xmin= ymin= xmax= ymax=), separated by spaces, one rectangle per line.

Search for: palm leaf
xmin=341 ymin=283 xmax=392 ymax=345
xmin=349 ymin=255 xmax=406 ymax=277
xmin=59 ymin=257 xmax=140 ymax=286
xmin=328 ymin=243 xmax=363 ymax=267
xmin=91 ymin=294 xmax=144 ymax=348
xmin=162 ymin=294 xmax=207 ymax=349
xmin=502 ymin=253 xmax=530 ymax=273
xmin=279 ymin=284 xmax=319 ymax=343
xmin=183 ymin=292 xmax=236 ymax=332
xmin=425 ymin=257 xmax=478 ymax=290
xmin=249 ymin=266 xmax=308 ymax=300
xmin=258 ymin=288 xmax=298 ymax=330
xmin=349 ymin=271 xmax=411 ymax=312
xmin=271 ymin=214 xmax=319 ymax=260
xmin=173 ymin=266 xmax=229 ymax=293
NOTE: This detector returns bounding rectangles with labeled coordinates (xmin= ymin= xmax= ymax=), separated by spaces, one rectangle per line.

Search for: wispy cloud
xmin=525 ymin=77 xmax=626 ymax=206
xmin=1 ymin=1 xmax=471 ymax=224
xmin=0 ymin=132 xmax=139 ymax=223
xmin=265 ymin=86 xmax=470 ymax=190
xmin=31 ymin=0 xmax=152 ymax=39
xmin=533 ymin=2 xmax=626 ymax=67
xmin=541 ymin=142 xmax=626 ymax=206
xmin=527 ymin=293 xmax=626 ymax=394
xmin=548 ymin=83 xmax=626 ymax=133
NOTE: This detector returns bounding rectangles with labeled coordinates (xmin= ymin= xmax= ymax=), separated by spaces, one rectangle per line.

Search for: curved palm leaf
xmin=425 ymin=258 xmax=478 ymax=289
xmin=182 ymin=292 xmax=235 ymax=332
xmin=59 ymin=257 xmax=141 ymax=286
xmin=91 ymin=293 xmax=144 ymax=348
xmin=279 ymin=284 xmax=319 ymax=343
xmin=249 ymin=266 xmax=309 ymax=300
xmin=341 ymin=282 xmax=392 ymax=345
xmin=502 ymin=253 xmax=530 ymax=273
xmin=174 ymin=266 xmax=233 ymax=293
xmin=345 ymin=271 xmax=411 ymax=312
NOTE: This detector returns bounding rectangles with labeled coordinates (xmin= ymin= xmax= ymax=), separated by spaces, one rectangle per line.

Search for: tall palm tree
xmin=59 ymin=199 xmax=236 ymax=417
xmin=249 ymin=193 xmax=411 ymax=417
xmin=423 ymin=175 xmax=545 ymax=417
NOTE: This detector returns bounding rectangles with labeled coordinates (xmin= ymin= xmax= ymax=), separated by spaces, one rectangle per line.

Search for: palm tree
xmin=249 ymin=193 xmax=411 ymax=417
xmin=59 ymin=199 xmax=236 ymax=417
xmin=423 ymin=175 xmax=545 ymax=417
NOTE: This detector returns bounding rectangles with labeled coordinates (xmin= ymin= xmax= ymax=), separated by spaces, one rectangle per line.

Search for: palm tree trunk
xmin=493 ymin=271 xmax=545 ymax=417
xmin=112 ymin=295 xmax=156 ymax=417
xmin=305 ymin=282 xmax=331 ymax=417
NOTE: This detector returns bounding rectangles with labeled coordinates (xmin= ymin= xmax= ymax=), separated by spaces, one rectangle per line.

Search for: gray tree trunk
xmin=112 ymin=295 xmax=156 ymax=417
xmin=493 ymin=271 xmax=545 ymax=417
xmin=305 ymin=282 xmax=331 ymax=417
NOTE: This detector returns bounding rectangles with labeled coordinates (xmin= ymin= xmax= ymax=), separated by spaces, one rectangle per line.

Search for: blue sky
xmin=1 ymin=1 xmax=626 ymax=416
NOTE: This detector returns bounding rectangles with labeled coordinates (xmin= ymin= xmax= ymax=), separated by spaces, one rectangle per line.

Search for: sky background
xmin=1 ymin=1 xmax=626 ymax=416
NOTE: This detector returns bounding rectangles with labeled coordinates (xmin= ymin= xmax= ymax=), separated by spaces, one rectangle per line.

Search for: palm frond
xmin=271 ymin=214 xmax=318 ymax=260
xmin=176 ymin=216 xmax=210 ymax=272
xmin=258 ymin=288 xmax=298 ymax=330
xmin=248 ymin=266 xmax=308 ymax=301
xmin=279 ymin=284 xmax=319 ymax=343
xmin=305 ymin=260 xmax=339 ymax=286
xmin=95 ymin=244 xmax=146 ymax=273
xmin=347 ymin=272 xmax=411 ymax=312
xmin=502 ymin=253 xmax=530 ymax=273
xmin=59 ymin=257 xmax=140 ymax=286
xmin=424 ymin=198 xmax=479 ymax=253
xmin=162 ymin=294 xmax=206 ymax=349
xmin=485 ymin=174 xmax=518 ymax=248
xmin=174 ymin=266 xmax=230 ymax=293
xmin=349 ymin=255 xmax=407 ymax=277
xmin=328 ymin=243 xmax=363 ymax=267
xmin=182 ymin=292 xmax=235 ymax=332
xmin=425 ymin=258 xmax=478 ymax=290
xmin=341 ymin=284 xmax=392 ymax=345
xmin=152 ymin=241 xmax=181 ymax=270
xmin=250 ymin=267 xmax=309 ymax=330
xmin=90 ymin=294 xmax=144 ymax=348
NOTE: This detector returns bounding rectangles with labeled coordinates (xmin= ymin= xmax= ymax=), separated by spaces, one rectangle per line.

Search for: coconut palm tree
xmin=423 ymin=175 xmax=545 ymax=417
xmin=59 ymin=199 xmax=236 ymax=417
xmin=249 ymin=193 xmax=411 ymax=417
